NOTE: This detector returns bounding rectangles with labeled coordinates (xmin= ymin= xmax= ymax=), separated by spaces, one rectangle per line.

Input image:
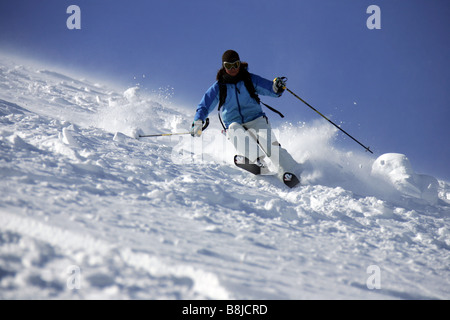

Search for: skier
xmin=190 ymin=50 xmax=300 ymax=188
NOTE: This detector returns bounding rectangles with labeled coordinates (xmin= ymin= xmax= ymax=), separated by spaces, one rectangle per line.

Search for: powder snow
xmin=0 ymin=55 xmax=449 ymax=300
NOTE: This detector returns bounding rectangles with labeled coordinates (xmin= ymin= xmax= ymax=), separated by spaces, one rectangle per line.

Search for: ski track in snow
xmin=0 ymin=55 xmax=449 ymax=300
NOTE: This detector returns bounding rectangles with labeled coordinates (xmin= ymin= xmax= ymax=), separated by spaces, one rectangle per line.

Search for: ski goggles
xmin=223 ymin=60 xmax=241 ymax=70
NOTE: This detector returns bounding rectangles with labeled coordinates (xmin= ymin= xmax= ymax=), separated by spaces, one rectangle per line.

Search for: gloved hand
xmin=273 ymin=77 xmax=287 ymax=94
xmin=190 ymin=119 xmax=204 ymax=137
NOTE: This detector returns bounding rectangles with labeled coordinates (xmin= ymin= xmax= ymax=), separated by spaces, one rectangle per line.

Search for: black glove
xmin=273 ymin=77 xmax=287 ymax=94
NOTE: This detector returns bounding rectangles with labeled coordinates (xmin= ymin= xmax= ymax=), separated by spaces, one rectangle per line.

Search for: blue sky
xmin=1 ymin=0 xmax=449 ymax=180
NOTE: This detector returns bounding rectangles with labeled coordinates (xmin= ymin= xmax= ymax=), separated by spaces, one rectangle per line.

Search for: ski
xmin=234 ymin=156 xmax=300 ymax=188
xmin=234 ymin=155 xmax=261 ymax=175
xmin=283 ymin=172 xmax=300 ymax=188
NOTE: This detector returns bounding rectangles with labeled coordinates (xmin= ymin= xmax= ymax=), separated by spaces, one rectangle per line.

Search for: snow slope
xmin=0 ymin=55 xmax=449 ymax=300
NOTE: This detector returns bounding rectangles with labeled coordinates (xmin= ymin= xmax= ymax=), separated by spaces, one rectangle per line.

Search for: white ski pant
xmin=226 ymin=116 xmax=297 ymax=178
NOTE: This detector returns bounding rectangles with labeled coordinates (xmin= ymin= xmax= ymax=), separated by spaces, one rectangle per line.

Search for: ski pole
xmin=138 ymin=132 xmax=190 ymax=138
xmin=284 ymin=85 xmax=373 ymax=154
xmin=139 ymin=118 xmax=210 ymax=138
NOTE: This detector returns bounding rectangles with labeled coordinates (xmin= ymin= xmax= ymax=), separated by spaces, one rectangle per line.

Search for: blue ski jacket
xmin=194 ymin=73 xmax=281 ymax=129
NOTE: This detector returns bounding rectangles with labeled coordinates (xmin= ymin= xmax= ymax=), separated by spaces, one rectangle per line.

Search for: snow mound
xmin=372 ymin=153 xmax=439 ymax=205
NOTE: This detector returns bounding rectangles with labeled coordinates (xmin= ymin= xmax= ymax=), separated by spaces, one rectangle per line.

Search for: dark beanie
xmin=222 ymin=50 xmax=240 ymax=63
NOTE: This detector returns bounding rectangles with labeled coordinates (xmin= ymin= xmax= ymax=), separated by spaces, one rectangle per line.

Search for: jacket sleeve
xmin=251 ymin=73 xmax=282 ymax=98
xmin=194 ymin=81 xmax=220 ymax=122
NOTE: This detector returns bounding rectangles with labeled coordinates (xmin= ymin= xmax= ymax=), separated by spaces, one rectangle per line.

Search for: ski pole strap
xmin=261 ymin=101 xmax=284 ymax=118
xmin=202 ymin=117 xmax=210 ymax=131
